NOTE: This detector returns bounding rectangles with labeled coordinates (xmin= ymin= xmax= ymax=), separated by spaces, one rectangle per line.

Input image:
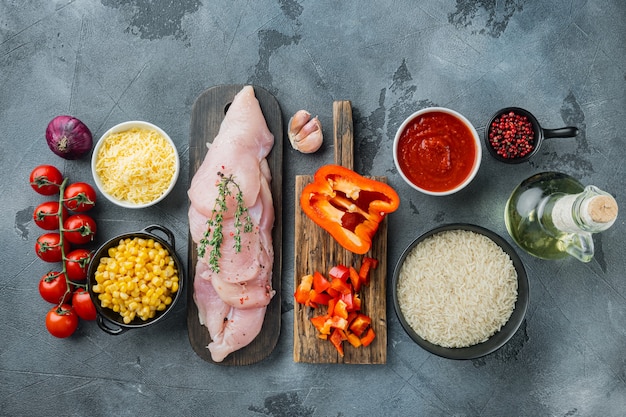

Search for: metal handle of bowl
xmin=143 ymin=224 xmax=176 ymax=249
xmin=97 ymin=315 xmax=126 ymax=335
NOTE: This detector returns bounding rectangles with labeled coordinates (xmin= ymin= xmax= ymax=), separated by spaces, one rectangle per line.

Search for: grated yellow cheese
xmin=95 ymin=127 xmax=176 ymax=205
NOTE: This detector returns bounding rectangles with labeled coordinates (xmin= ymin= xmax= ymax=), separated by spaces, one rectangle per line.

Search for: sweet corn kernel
xmin=92 ymin=236 xmax=179 ymax=323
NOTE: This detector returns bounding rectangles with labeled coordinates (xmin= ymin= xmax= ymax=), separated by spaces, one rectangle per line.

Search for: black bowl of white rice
xmin=392 ymin=223 xmax=529 ymax=359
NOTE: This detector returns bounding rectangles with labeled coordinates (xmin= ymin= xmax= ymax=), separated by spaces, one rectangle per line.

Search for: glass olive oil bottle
xmin=505 ymin=172 xmax=618 ymax=262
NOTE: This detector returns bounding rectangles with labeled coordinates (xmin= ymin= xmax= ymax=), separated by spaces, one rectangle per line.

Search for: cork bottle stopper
xmin=587 ymin=195 xmax=618 ymax=223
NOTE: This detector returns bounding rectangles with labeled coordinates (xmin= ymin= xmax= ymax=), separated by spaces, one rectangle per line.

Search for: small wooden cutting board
xmin=187 ymin=85 xmax=283 ymax=365
xmin=293 ymin=101 xmax=387 ymax=364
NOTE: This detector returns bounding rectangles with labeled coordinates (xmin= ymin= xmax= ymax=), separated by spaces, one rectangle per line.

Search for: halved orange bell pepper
xmin=300 ymin=165 xmax=400 ymax=254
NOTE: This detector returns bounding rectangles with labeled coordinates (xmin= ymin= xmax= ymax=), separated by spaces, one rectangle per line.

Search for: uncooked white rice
xmin=397 ymin=229 xmax=518 ymax=348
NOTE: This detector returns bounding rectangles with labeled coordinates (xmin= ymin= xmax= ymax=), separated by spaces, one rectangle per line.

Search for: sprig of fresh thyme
xmin=197 ymin=172 xmax=253 ymax=272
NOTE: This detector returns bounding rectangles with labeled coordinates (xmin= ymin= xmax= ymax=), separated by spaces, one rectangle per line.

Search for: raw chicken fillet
xmin=188 ymin=86 xmax=275 ymax=362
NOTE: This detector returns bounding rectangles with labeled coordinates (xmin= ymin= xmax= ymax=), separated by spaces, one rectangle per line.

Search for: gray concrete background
xmin=2 ymin=1 xmax=625 ymax=416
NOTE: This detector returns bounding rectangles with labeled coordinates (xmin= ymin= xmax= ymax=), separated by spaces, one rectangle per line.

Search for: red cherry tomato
xmin=64 ymin=248 xmax=92 ymax=282
xmin=33 ymin=201 xmax=67 ymax=231
xmin=30 ymin=165 xmax=64 ymax=196
xmin=45 ymin=304 xmax=78 ymax=338
xmin=62 ymin=214 xmax=97 ymax=244
xmin=63 ymin=182 xmax=96 ymax=212
xmin=35 ymin=233 xmax=70 ymax=263
xmin=38 ymin=271 xmax=73 ymax=304
xmin=72 ymin=289 xmax=97 ymax=321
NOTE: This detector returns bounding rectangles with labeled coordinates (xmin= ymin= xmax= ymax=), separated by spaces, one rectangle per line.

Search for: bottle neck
xmin=551 ymin=186 xmax=618 ymax=233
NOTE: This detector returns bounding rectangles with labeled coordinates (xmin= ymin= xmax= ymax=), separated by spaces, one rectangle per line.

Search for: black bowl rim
xmin=391 ymin=223 xmax=529 ymax=360
xmin=484 ymin=106 xmax=542 ymax=164
xmin=87 ymin=225 xmax=185 ymax=331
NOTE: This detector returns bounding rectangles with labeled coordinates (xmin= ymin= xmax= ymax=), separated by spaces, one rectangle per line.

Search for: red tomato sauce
xmin=397 ymin=111 xmax=477 ymax=192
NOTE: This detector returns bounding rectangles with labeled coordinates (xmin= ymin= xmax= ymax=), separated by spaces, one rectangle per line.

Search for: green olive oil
xmin=505 ymin=172 xmax=618 ymax=262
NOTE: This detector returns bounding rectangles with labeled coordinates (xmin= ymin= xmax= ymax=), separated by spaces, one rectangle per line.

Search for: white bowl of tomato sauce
xmin=393 ymin=107 xmax=482 ymax=196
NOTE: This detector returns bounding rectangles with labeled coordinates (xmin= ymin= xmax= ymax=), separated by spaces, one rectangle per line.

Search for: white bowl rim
xmin=91 ymin=120 xmax=180 ymax=209
xmin=392 ymin=107 xmax=482 ymax=196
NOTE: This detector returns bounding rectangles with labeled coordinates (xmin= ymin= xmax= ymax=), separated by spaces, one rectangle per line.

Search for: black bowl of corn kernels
xmin=87 ymin=224 xmax=184 ymax=334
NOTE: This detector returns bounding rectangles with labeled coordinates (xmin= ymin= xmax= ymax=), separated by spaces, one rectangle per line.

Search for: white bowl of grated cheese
xmin=91 ymin=121 xmax=180 ymax=209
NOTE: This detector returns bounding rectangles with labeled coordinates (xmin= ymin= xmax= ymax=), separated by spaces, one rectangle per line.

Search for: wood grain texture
xmin=293 ymin=100 xmax=387 ymax=364
xmin=187 ymin=85 xmax=283 ymax=365
xmin=332 ymin=101 xmax=354 ymax=169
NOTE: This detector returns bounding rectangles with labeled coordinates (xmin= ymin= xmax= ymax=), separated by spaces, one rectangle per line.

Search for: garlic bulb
xmin=288 ymin=110 xmax=323 ymax=153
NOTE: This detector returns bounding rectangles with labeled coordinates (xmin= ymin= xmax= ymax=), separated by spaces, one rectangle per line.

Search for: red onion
xmin=45 ymin=115 xmax=93 ymax=160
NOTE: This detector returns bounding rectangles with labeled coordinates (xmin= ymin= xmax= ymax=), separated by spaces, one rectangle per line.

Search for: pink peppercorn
xmin=488 ymin=111 xmax=535 ymax=159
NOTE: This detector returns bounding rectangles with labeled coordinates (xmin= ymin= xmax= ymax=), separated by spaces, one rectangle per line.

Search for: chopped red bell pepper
xmin=310 ymin=314 xmax=332 ymax=335
xmin=308 ymin=289 xmax=331 ymax=306
xmin=295 ymin=274 xmax=313 ymax=305
xmin=332 ymin=299 xmax=349 ymax=320
xmin=346 ymin=331 xmax=362 ymax=348
xmin=358 ymin=256 xmax=377 ymax=287
xmin=329 ymin=315 xmax=348 ymax=331
xmin=360 ymin=327 xmax=376 ymax=347
xmin=328 ymin=295 xmax=336 ymax=311
xmin=329 ymin=264 xmax=350 ymax=281
xmin=330 ymin=328 xmax=347 ymax=356
xmin=326 ymin=286 xmax=340 ymax=298
xmin=313 ymin=271 xmax=331 ymax=293
xmin=300 ymin=164 xmax=400 ymax=254
xmin=349 ymin=266 xmax=361 ymax=292
xmin=347 ymin=311 xmax=358 ymax=324
xmin=329 ymin=277 xmax=352 ymax=295
xmin=364 ymin=256 xmax=379 ymax=269
xmin=296 ymin=260 xmax=379 ymax=357
xmin=349 ymin=313 xmax=372 ymax=337
xmin=340 ymin=291 xmax=358 ymax=312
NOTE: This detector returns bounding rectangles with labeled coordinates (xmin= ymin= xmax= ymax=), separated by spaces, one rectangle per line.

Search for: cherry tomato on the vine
xmin=30 ymin=165 xmax=64 ymax=196
xmin=35 ymin=233 xmax=70 ymax=263
xmin=63 ymin=182 xmax=96 ymax=212
xmin=62 ymin=214 xmax=97 ymax=244
xmin=64 ymin=248 xmax=92 ymax=282
xmin=33 ymin=201 xmax=67 ymax=231
xmin=72 ymin=289 xmax=97 ymax=321
xmin=45 ymin=304 xmax=78 ymax=338
xmin=38 ymin=271 xmax=73 ymax=304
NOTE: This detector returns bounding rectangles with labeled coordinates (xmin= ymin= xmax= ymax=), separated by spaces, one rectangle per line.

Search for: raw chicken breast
xmin=193 ymin=261 xmax=230 ymax=338
xmin=208 ymin=306 xmax=267 ymax=363
xmin=188 ymin=87 xmax=274 ymax=218
xmin=193 ymin=261 xmax=267 ymax=362
xmin=188 ymin=85 xmax=275 ymax=362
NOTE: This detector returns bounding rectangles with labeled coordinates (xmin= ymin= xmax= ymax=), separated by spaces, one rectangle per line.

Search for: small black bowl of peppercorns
xmin=485 ymin=107 xmax=579 ymax=164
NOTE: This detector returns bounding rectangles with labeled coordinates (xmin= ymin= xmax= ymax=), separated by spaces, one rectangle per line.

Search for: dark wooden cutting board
xmin=293 ymin=101 xmax=387 ymax=364
xmin=187 ymin=85 xmax=283 ymax=365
